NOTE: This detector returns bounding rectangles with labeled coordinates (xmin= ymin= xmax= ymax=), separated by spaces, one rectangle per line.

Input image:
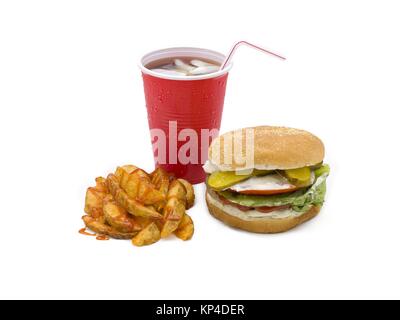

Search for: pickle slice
xmin=207 ymin=171 xmax=251 ymax=191
xmin=253 ymin=169 xmax=273 ymax=176
xmin=284 ymin=167 xmax=311 ymax=182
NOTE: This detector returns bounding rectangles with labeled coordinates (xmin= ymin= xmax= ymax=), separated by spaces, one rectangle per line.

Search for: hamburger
xmin=203 ymin=126 xmax=330 ymax=233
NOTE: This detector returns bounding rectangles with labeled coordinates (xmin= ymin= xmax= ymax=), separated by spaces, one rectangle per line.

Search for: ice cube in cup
xmin=149 ymin=57 xmax=220 ymax=77
xmin=174 ymin=59 xmax=195 ymax=73
xmin=190 ymin=65 xmax=220 ymax=75
xmin=190 ymin=59 xmax=215 ymax=67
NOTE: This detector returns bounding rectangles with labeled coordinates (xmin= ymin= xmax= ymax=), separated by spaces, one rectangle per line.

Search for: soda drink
xmin=140 ymin=47 xmax=232 ymax=184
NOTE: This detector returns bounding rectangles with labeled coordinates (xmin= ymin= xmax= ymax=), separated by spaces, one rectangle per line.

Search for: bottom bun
xmin=206 ymin=191 xmax=321 ymax=233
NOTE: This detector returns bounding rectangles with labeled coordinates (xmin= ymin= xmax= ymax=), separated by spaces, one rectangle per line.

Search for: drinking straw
xmin=220 ymin=40 xmax=286 ymax=70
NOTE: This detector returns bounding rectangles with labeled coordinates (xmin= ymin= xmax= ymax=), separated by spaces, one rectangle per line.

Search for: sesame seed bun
xmin=208 ymin=126 xmax=325 ymax=171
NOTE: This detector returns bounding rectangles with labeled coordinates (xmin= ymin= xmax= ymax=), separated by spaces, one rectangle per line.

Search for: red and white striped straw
xmin=220 ymin=40 xmax=286 ymax=70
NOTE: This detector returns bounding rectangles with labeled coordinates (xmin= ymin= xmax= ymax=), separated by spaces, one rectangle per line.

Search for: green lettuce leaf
xmin=314 ymin=164 xmax=330 ymax=178
xmin=218 ymin=165 xmax=330 ymax=213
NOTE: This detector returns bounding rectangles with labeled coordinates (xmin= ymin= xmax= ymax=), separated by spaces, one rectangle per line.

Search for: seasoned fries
xmin=107 ymin=173 xmax=163 ymax=220
xmin=84 ymin=186 xmax=107 ymax=218
xmin=81 ymin=165 xmax=195 ymax=247
xmin=161 ymin=197 xmax=186 ymax=238
xmin=82 ymin=215 xmax=138 ymax=239
xmin=132 ymin=222 xmax=161 ymax=247
xmin=167 ymin=180 xmax=187 ymax=204
xmin=174 ymin=214 xmax=194 ymax=241
xmin=103 ymin=199 xmax=142 ymax=233
xmin=178 ymin=179 xmax=195 ymax=209
xmin=151 ymin=167 xmax=171 ymax=197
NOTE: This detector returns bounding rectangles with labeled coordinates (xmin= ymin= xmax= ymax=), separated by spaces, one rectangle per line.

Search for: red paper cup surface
xmin=140 ymin=47 xmax=232 ymax=184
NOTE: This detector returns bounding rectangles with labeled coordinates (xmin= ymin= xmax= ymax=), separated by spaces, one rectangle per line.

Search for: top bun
xmin=208 ymin=126 xmax=325 ymax=171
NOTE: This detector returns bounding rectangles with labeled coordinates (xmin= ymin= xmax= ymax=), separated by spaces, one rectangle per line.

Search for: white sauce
xmin=227 ymin=173 xmax=295 ymax=192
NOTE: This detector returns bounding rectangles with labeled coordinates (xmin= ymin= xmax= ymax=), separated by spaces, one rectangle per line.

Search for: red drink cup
xmin=139 ymin=47 xmax=232 ymax=184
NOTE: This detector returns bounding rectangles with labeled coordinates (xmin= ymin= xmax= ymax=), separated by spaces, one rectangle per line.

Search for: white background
xmin=1 ymin=0 xmax=399 ymax=300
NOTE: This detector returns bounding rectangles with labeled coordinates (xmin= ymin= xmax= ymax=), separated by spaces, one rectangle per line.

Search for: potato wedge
xmin=131 ymin=168 xmax=149 ymax=179
xmin=136 ymin=177 xmax=166 ymax=205
xmin=118 ymin=167 xmax=146 ymax=190
xmin=82 ymin=215 xmax=137 ymax=239
xmin=84 ymin=187 xmax=106 ymax=218
xmin=132 ymin=222 xmax=161 ymax=246
xmin=115 ymin=190 xmax=163 ymax=220
xmin=95 ymin=177 xmax=109 ymax=193
xmin=103 ymin=200 xmax=142 ymax=233
xmin=133 ymin=216 xmax=152 ymax=229
xmin=161 ymin=197 xmax=186 ymax=238
xmin=174 ymin=214 xmax=194 ymax=241
xmin=118 ymin=170 xmax=165 ymax=205
xmin=151 ymin=167 xmax=170 ymax=195
xmin=119 ymin=170 xmax=131 ymax=190
xmin=167 ymin=180 xmax=187 ymax=204
xmin=150 ymin=168 xmax=170 ymax=211
xmin=107 ymin=174 xmax=163 ymax=220
xmin=115 ymin=165 xmax=138 ymax=181
xmin=123 ymin=172 xmax=141 ymax=199
xmin=178 ymin=178 xmax=195 ymax=209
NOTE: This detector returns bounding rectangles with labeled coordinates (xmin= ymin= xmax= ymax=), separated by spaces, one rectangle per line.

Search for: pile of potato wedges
xmin=82 ymin=165 xmax=195 ymax=246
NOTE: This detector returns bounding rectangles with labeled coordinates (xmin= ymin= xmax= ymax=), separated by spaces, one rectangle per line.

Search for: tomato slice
xmin=217 ymin=193 xmax=291 ymax=212
xmin=255 ymin=204 xmax=291 ymax=213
